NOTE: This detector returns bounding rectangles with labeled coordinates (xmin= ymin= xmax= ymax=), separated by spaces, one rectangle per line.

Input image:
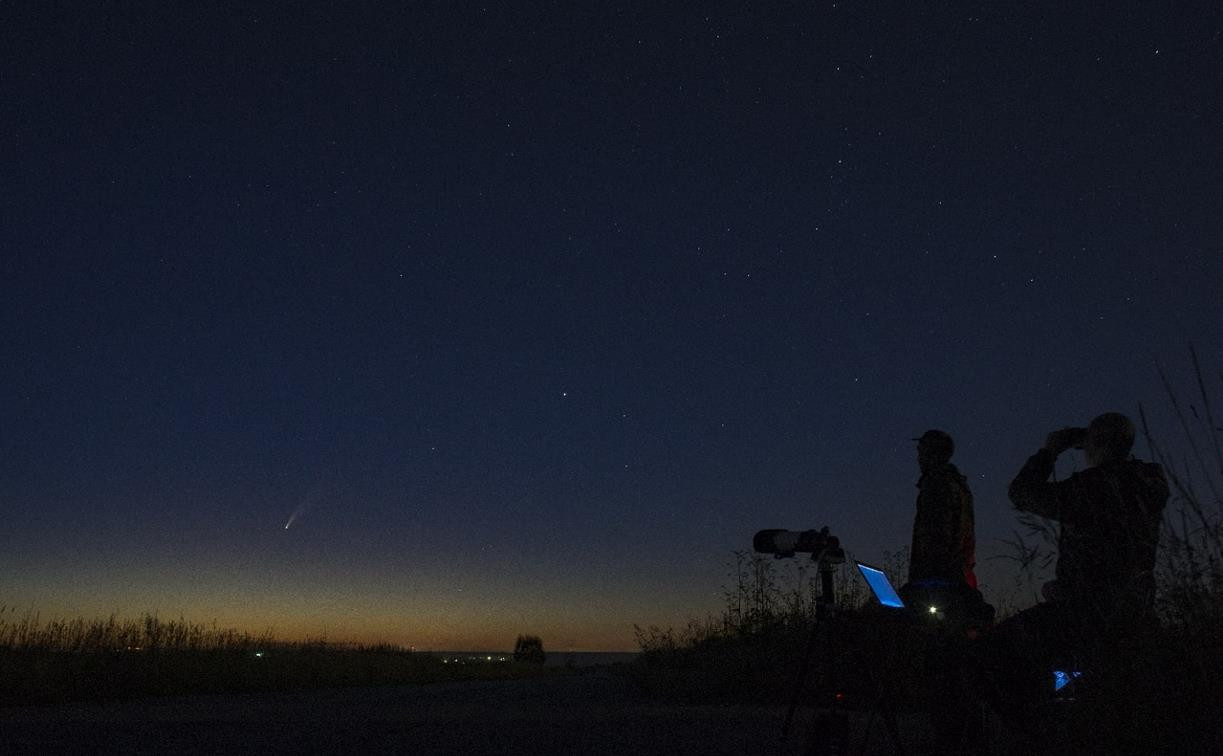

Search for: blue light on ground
xmin=1053 ymin=669 xmax=1083 ymax=691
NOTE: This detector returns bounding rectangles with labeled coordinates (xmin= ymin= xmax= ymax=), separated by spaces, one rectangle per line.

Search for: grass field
xmin=0 ymin=609 xmax=562 ymax=706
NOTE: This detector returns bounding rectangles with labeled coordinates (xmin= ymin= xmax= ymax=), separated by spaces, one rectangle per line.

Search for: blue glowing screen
xmin=856 ymin=562 xmax=905 ymax=608
xmin=1053 ymin=669 xmax=1083 ymax=692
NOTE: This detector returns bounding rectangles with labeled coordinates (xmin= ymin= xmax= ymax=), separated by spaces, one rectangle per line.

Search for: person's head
xmin=914 ymin=429 xmax=954 ymax=469
xmin=1084 ymin=412 xmax=1135 ymax=466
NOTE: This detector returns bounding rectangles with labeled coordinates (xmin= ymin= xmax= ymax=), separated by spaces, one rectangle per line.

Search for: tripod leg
xmin=782 ymin=615 xmax=823 ymax=749
xmin=851 ymin=642 xmax=905 ymax=756
xmin=783 ymin=557 xmax=845 ymax=755
xmin=877 ymin=690 xmax=905 ymax=755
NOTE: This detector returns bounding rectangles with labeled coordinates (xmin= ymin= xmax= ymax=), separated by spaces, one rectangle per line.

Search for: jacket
xmin=1008 ymin=449 xmax=1168 ymax=623
xmin=909 ymin=462 xmax=977 ymax=588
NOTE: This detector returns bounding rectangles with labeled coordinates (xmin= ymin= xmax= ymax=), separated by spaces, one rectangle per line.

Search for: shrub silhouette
xmin=513 ymin=634 xmax=546 ymax=665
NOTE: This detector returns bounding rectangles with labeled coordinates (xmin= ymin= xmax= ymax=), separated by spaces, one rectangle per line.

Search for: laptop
xmin=855 ymin=561 xmax=906 ymax=609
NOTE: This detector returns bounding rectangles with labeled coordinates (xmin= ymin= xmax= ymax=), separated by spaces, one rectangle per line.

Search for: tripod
xmin=780 ymin=548 xmax=904 ymax=755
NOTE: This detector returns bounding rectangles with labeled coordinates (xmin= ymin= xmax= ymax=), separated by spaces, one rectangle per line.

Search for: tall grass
xmin=635 ymin=546 xmax=907 ymax=654
xmin=717 ymin=549 xmax=888 ymax=633
xmin=0 ymin=609 xmax=560 ymax=706
xmin=630 ymin=548 xmax=915 ymax=704
xmin=0 ymin=608 xmax=271 ymax=653
xmin=1142 ymin=347 xmax=1223 ymax=629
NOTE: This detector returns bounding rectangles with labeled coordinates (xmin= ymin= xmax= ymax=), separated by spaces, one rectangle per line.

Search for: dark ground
xmin=0 ymin=669 xmax=949 ymax=755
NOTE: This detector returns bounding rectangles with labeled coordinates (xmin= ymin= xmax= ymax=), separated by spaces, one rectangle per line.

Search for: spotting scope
xmin=753 ymin=527 xmax=843 ymax=561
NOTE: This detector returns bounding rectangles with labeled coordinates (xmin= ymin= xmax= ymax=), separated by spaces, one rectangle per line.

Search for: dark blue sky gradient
xmin=3 ymin=3 xmax=1222 ymax=649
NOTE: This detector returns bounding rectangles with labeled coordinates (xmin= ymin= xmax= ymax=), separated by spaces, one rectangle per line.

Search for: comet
xmin=283 ymin=509 xmax=302 ymax=530
xmin=282 ymin=484 xmax=333 ymax=531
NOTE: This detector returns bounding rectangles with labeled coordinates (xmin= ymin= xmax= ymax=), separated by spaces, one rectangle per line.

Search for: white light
xmin=928 ymin=606 xmax=938 ymax=614
xmin=255 ymin=651 xmax=264 ymax=658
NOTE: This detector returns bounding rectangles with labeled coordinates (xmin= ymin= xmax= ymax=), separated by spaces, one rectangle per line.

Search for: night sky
xmin=3 ymin=3 xmax=1222 ymax=651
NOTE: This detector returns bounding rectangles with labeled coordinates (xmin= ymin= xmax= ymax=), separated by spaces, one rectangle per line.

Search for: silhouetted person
xmin=1008 ymin=412 xmax=1167 ymax=628
xmin=906 ymin=429 xmax=978 ymax=591
xmin=990 ymin=412 xmax=1168 ymax=723
xmin=901 ymin=430 xmax=992 ymax=751
xmin=900 ymin=430 xmax=992 ymax=626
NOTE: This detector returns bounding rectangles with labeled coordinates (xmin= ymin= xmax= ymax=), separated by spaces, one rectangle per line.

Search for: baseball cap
xmin=912 ymin=429 xmax=954 ymax=459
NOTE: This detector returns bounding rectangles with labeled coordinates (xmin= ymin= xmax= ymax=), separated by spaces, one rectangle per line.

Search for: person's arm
xmin=1008 ymin=448 xmax=1062 ymax=519
xmin=1008 ymin=428 xmax=1081 ymax=521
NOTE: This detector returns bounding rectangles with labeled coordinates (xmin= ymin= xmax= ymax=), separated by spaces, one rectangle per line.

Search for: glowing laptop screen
xmin=856 ymin=562 xmax=906 ymax=608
